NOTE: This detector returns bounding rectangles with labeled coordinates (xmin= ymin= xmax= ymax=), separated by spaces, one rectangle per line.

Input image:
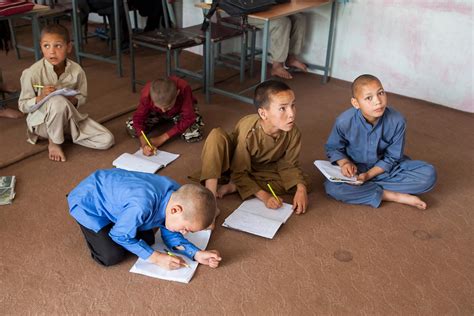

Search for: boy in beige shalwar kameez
xmin=196 ymin=80 xmax=310 ymax=217
xmin=18 ymin=24 xmax=114 ymax=162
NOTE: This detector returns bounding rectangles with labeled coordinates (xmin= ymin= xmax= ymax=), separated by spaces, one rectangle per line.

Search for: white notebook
xmin=130 ymin=230 xmax=211 ymax=284
xmin=314 ymin=160 xmax=362 ymax=184
xmin=222 ymin=198 xmax=294 ymax=239
xmin=28 ymin=88 xmax=79 ymax=113
xmin=113 ymin=149 xmax=180 ymax=174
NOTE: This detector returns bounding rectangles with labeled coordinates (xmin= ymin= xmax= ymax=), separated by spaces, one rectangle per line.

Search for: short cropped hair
xmin=150 ymin=78 xmax=177 ymax=107
xmin=41 ymin=24 xmax=70 ymax=43
xmin=351 ymin=74 xmax=381 ymax=97
xmin=174 ymin=184 xmax=216 ymax=228
xmin=254 ymin=80 xmax=292 ymax=109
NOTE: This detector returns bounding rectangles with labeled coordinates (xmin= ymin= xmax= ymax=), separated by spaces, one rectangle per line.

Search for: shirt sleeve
xmin=132 ymin=86 xmax=153 ymax=136
xmin=325 ymin=121 xmax=350 ymax=164
xmin=165 ymin=82 xmax=196 ymax=138
xmin=160 ymin=227 xmax=200 ymax=260
xmin=374 ymin=119 xmax=406 ymax=173
xmin=18 ymin=68 xmax=39 ymax=114
xmin=74 ymin=68 xmax=87 ymax=108
xmin=108 ymin=204 xmax=154 ymax=260
xmin=277 ymin=130 xmax=306 ymax=190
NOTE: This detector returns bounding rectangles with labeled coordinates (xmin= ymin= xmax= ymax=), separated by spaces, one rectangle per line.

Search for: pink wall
xmin=303 ymin=0 xmax=473 ymax=112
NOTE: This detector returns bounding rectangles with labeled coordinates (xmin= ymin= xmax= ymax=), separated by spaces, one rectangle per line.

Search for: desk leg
xmin=205 ymin=20 xmax=212 ymax=103
xmin=323 ymin=1 xmax=336 ymax=84
xmin=260 ymin=20 xmax=269 ymax=82
xmin=71 ymin=0 xmax=81 ymax=65
xmin=32 ymin=16 xmax=41 ymax=60
xmin=113 ymin=0 xmax=122 ymax=77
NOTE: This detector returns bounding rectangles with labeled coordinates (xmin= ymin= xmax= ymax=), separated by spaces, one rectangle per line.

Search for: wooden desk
xmin=200 ymin=0 xmax=337 ymax=104
xmin=1 ymin=4 xmax=50 ymax=60
xmin=248 ymin=0 xmax=334 ymax=84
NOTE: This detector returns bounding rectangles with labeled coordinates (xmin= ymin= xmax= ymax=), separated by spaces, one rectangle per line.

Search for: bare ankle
xmin=205 ymin=179 xmax=218 ymax=198
xmin=382 ymin=190 xmax=427 ymax=210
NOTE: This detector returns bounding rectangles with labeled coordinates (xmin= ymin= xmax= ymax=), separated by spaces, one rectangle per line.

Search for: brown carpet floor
xmin=1 ymin=22 xmax=473 ymax=314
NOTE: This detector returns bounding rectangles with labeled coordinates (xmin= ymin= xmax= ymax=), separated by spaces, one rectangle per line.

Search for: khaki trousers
xmin=250 ymin=13 xmax=307 ymax=63
xmin=32 ymin=96 xmax=114 ymax=149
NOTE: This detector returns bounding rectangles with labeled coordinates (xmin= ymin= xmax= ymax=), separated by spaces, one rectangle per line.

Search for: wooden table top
xmin=195 ymin=0 xmax=332 ymax=21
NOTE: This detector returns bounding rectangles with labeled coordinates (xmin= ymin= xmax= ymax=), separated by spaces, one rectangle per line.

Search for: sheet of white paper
xmin=236 ymin=198 xmax=293 ymax=223
xmin=28 ymin=88 xmax=79 ymax=113
xmin=223 ymin=210 xmax=282 ymax=239
xmin=314 ymin=160 xmax=362 ymax=184
xmin=133 ymin=149 xmax=180 ymax=168
xmin=130 ymin=230 xmax=211 ymax=283
xmin=112 ymin=153 xmax=160 ymax=174
xmin=112 ymin=149 xmax=180 ymax=174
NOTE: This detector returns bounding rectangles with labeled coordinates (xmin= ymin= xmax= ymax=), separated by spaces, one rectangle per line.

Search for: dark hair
xmin=150 ymin=78 xmax=177 ymax=107
xmin=40 ymin=24 xmax=70 ymax=43
xmin=254 ymin=80 xmax=292 ymax=109
xmin=351 ymin=74 xmax=381 ymax=97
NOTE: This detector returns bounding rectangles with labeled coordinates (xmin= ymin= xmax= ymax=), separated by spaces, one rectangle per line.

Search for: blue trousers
xmin=324 ymin=160 xmax=437 ymax=208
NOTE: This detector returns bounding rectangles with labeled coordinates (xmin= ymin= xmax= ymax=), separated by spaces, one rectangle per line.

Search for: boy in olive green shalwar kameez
xmin=197 ymin=80 xmax=310 ymax=215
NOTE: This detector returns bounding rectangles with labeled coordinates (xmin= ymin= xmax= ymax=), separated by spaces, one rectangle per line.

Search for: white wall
xmin=182 ymin=0 xmax=473 ymax=112
xmin=313 ymin=0 xmax=473 ymax=112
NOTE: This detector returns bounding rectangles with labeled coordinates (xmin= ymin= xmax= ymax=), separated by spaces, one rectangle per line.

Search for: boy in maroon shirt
xmin=126 ymin=76 xmax=203 ymax=155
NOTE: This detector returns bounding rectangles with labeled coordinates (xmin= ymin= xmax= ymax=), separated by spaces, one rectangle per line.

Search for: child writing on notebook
xmin=324 ymin=74 xmax=437 ymax=209
xmin=126 ymin=77 xmax=204 ymax=156
xmin=18 ymin=24 xmax=114 ymax=162
xmin=68 ymin=168 xmax=222 ymax=269
xmin=195 ymin=80 xmax=309 ymax=215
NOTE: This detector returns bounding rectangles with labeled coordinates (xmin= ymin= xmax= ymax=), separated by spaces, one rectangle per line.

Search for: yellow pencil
xmin=33 ymin=84 xmax=44 ymax=89
xmin=164 ymin=249 xmax=190 ymax=268
xmin=267 ymin=183 xmax=280 ymax=203
xmin=140 ymin=130 xmax=156 ymax=155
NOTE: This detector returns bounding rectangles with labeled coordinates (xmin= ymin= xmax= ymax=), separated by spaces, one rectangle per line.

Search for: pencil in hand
xmin=267 ymin=183 xmax=281 ymax=204
xmin=140 ymin=130 xmax=157 ymax=155
xmin=164 ymin=248 xmax=190 ymax=268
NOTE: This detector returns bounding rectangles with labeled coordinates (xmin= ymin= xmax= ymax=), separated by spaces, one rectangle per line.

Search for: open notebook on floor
xmin=113 ymin=149 xmax=180 ymax=174
xmin=314 ymin=160 xmax=362 ymax=184
xmin=222 ymin=198 xmax=294 ymax=239
xmin=130 ymin=230 xmax=211 ymax=283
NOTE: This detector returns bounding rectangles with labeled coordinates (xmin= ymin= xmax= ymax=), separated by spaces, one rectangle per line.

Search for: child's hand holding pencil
xmin=140 ymin=131 xmax=157 ymax=156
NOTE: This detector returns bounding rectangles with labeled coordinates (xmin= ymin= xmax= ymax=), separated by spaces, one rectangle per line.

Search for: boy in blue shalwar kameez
xmin=68 ymin=168 xmax=221 ymax=269
xmin=324 ymin=74 xmax=437 ymax=209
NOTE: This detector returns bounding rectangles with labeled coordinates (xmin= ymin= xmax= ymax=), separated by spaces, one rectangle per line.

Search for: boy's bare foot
xmin=0 ymin=107 xmax=23 ymax=119
xmin=48 ymin=141 xmax=66 ymax=162
xmin=286 ymin=55 xmax=307 ymax=72
xmin=216 ymin=182 xmax=237 ymax=198
xmin=271 ymin=62 xmax=292 ymax=79
xmin=382 ymin=190 xmax=427 ymax=210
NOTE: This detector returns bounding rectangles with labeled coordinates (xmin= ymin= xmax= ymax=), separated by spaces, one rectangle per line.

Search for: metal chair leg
xmin=166 ymin=50 xmax=171 ymax=77
xmin=7 ymin=18 xmax=20 ymax=59
xmin=240 ymin=32 xmax=245 ymax=83
xmin=130 ymin=40 xmax=136 ymax=93
xmin=250 ymin=29 xmax=256 ymax=77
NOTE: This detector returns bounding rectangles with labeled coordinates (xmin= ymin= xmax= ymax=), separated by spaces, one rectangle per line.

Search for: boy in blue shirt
xmin=324 ymin=74 xmax=437 ymax=209
xmin=68 ymin=169 xmax=221 ymax=269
